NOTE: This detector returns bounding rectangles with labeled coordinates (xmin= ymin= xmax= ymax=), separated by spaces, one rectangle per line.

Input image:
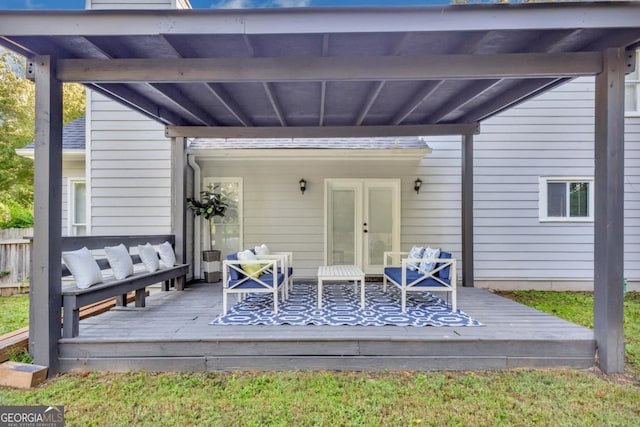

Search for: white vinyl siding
xmin=470 ymin=77 xmax=596 ymax=282
xmin=88 ymin=92 xmax=171 ymax=234
xmin=625 ymin=118 xmax=640 ymax=283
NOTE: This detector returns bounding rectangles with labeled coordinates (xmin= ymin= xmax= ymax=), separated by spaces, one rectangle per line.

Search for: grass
xmin=497 ymin=291 xmax=640 ymax=377
xmin=0 ymin=294 xmax=29 ymax=335
xmin=0 ymin=370 xmax=639 ymax=426
xmin=0 ymin=292 xmax=639 ymax=426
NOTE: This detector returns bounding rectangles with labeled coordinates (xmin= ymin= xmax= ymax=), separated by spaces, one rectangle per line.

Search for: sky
xmin=0 ymin=0 xmax=454 ymax=10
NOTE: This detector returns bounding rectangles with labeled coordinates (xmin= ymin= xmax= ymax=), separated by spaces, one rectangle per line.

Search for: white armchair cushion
xmin=158 ymin=241 xmax=177 ymax=268
xmin=62 ymin=247 xmax=103 ymax=289
xmin=104 ymin=243 xmax=134 ymax=280
xmin=237 ymin=249 xmax=263 ymax=278
xmin=254 ymin=244 xmax=270 ymax=256
xmin=407 ymin=246 xmax=424 ymax=271
xmin=137 ymin=243 xmax=160 ymax=273
xmin=419 ymin=247 xmax=441 ymax=273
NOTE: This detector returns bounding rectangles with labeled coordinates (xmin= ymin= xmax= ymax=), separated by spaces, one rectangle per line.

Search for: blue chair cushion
xmin=227 ymin=273 xmax=285 ymax=290
xmin=226 ymin=252 xmax=240 ymax=281
xmin=383 ymin=267 xmax=450 ymax=287
xmin=437 ymin=251 xmax=452 ymax=280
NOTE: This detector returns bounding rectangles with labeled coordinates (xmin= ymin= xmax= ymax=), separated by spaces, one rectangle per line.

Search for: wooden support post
xmin=171 ymin=137 xmax=187 ymax=289
xmin=29 ymin=56 xmax=63 ymax=374
xmin=594 ymin=48 xmax=626 ymax=374
xmin=461 ymin=133 xmax=474 ymax=287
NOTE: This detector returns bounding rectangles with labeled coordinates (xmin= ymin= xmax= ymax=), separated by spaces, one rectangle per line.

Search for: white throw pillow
xmin=62 ymin=247 xmax=103 ymax=289
xmin=407 ymin=246 xmax=424 ymax=272
xmin=237 ymin=249 xmax=262 ymax=278
xmin=104 ymin=243 xmax=134 ymax=280
xmin=254 ymin=244 xmax=270 ymax=256
xmin=137 ymin=243 xmax=160 ymax=273
xmin=158 ymin=241 xmax=177 ymax=268
xmin=419 ymin=247 xmax=441 ymax=274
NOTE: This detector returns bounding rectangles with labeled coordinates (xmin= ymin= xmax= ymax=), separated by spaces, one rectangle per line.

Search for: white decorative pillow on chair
xmin=237 ymin=249 xmax=263 ymax=278
xmin=62 ymin=247 xmax=103 ymax=289
xmin=137 ymin=243 xmax=160 ymax=273
xmin=419 ymin=247 xmax=441 ymax=274
xmin=158 ymin=241 xmax=177 ymax=268
xmin=407 ymin=246 xmax=424 ymax=271
xmin=104 ymin=243 xmax=134 ymax=280
xmin=254 ymin=244 xmax=270 ymax=256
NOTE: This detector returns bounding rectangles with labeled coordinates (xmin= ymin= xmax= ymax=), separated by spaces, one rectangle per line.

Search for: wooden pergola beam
xmin=166 ymin=123 xmax=480 ymax=139
xmin=56 ymin=52 xmax=603 ymax=84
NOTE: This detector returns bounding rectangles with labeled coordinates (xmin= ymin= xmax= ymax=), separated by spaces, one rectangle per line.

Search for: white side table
xmin=317 ymin=265 xmax=366 ymax=309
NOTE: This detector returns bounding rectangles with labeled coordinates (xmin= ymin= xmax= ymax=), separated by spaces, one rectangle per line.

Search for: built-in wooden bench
xmin=61 ymin=235 xmax=188 ymax=338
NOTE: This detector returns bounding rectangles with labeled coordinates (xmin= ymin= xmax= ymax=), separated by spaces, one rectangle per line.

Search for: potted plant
xmin=187 ymin=184 xmax=229 ymax=282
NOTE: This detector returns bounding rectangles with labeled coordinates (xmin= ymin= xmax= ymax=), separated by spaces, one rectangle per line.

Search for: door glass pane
xmin=569 ymin=182 xmax=589 ymax=217
xmin=547 ymin=182 xmax=566 ymax=217
xmin=210 ymin=181 xmax=241 ymax=259
xmin=331 ymin=189 xmax=355 ymax=265
xmin=367 ymin=188 xmax=392 ymax=266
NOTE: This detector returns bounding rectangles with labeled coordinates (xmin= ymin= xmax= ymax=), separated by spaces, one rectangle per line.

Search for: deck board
xmin=58 ymin=281 xmax=596 ymax=372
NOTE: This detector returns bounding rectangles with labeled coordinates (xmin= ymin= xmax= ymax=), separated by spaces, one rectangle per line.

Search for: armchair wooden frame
xmin=383 ymin=251 xmax=457 ymax=312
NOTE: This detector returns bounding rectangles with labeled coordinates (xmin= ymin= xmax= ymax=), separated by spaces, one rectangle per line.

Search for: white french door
xmin=325 ymin=179 xmax=400 ymax=274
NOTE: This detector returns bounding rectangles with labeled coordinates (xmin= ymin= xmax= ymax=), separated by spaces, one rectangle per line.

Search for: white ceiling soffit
xmin=187 ymin=136 xmax=432 ymax=160
xmin=1 ymin=3 xmax=639 ymax=138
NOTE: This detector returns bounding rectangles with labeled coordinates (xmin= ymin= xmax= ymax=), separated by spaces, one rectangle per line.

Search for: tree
xmin=0 ymin=49 xmax=86 ymax=227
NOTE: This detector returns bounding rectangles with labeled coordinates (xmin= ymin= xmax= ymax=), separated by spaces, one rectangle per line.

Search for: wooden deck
xmin=58 ymin=281 xmax=596 ymax=372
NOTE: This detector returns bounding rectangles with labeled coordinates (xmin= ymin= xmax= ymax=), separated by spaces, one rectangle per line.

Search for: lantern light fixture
xmin=414 ymin=178 xmax=423 ymax=195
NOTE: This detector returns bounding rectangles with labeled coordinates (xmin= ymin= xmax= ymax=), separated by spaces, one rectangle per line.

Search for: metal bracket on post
xmin=26 ymin=61 xmax=36 ymax=81
xmin=626 ymin=49 xmax=636 ymax=75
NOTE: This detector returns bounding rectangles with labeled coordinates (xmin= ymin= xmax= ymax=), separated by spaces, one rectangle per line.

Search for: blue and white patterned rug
xmin=211 ymin=283 xmax=482 ymax=327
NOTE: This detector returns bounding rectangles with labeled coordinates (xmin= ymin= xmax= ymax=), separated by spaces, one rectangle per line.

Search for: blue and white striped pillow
xmin=419 ymin=247 xmax=441 ymax=274
xmin=407 ymin=246 xmax=424 ymax=271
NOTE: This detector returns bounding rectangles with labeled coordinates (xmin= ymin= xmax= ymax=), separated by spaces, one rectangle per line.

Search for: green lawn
xmin=497 ymin=291 xmax=640 ymax=377
xmin=0 ymin=294 xmax=29 ymax=335
xmin=0 ymin=292 xmax=638 ymax=427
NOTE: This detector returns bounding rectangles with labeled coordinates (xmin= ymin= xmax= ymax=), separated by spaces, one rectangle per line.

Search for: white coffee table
xmin=317 ymin=265 xmax=366 ymax=309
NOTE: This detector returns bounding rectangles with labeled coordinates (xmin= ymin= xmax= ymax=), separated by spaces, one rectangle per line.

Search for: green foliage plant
xmin=8 ymin=348 xmax=33 ymax=364
xmin=0 ymin=48 xmax=85 ymax=222
xmin=0 ymin=199 xmax=33 ymax=228
xmin=186 ymin=184 xmax=228 ymax=221
xmin=186 ymin=184 xmax=228 ymax=250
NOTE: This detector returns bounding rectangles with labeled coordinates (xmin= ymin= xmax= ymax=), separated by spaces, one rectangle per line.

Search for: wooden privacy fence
xmin=0 ymin=228 xmax=32 ymax=295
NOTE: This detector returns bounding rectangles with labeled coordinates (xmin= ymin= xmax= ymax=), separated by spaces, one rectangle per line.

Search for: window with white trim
xmin=69 ymin=179 xmax=87 ymax=235
xmin=626 ymin=50 xmax=640 ymax=116
xmin=539 ymin=177 xmax=594 ymax=222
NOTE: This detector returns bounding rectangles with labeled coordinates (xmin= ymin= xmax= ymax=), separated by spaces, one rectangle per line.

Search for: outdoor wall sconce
xmin=414 ymin=178 xmax=422 ymax=195
xmin=299 ymin=178 xmax=307 ymax=195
